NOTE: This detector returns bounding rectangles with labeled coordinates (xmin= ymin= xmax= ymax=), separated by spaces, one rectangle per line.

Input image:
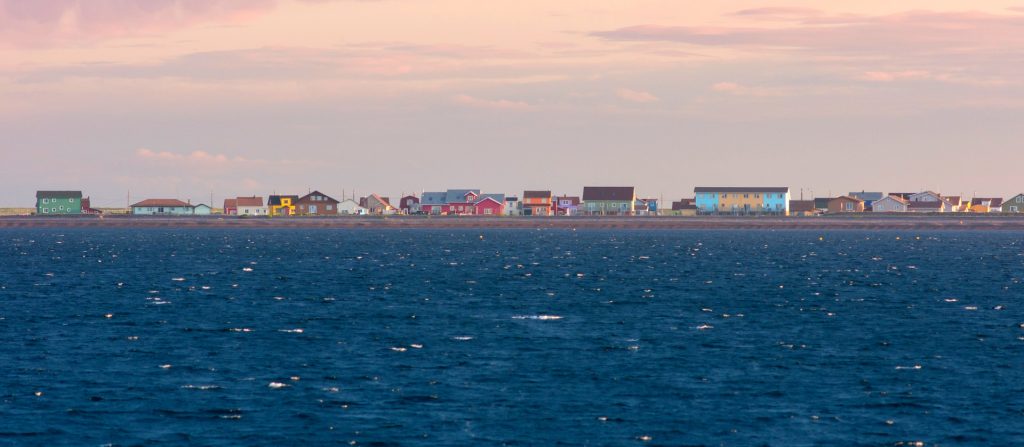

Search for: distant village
xmin=30 ymin=187 xmax=1024 ymax=217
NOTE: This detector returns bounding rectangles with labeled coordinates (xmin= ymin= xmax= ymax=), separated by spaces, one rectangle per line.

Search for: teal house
xmin=36 ymin=191 xmax=82 ymax=215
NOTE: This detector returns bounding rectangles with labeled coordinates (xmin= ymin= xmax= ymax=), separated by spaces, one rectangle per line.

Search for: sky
xmin=2 ymin=0 xmax=1024 ymax=206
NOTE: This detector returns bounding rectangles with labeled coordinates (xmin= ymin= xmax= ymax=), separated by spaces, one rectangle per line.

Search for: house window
xmin=42 ymin=198 xmax=48 ymax=204
xmin=42 ymin=208 xmax=48 ymax=213
xmin=326 ymin=205 xmax=333 ymax=211
xmin=69 ymin=198 xmax=74 ymax=203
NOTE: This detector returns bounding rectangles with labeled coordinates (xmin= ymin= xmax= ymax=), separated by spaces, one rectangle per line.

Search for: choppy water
xmin=1 ymin=229 xmax=1023 ymax=446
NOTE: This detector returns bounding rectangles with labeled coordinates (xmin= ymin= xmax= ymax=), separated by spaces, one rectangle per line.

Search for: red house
xmin=223 ymin=198 xmax=238 ymax=215
xmin=418 ymin=189 xmax=505 ymax=215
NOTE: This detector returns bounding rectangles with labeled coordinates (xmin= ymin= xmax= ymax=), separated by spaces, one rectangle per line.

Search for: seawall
xmin=3 ymin=215 xmax=1024 ymax=230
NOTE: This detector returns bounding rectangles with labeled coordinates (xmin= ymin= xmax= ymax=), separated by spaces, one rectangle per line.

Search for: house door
xmin=309 ymin=205 xmax=317 ymax=214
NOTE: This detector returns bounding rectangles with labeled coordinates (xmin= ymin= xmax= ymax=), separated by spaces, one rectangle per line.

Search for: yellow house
xmin=969 ymin=198 xmax=1002 ymax=213
xmin=268 ymin=195 xmax=298 ymax=216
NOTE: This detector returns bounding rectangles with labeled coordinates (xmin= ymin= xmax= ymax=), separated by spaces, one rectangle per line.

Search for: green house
xmin=36 ymin=191 xmax=83 ymax=215
xmin=581 ymin=186 xmax=637 ymax=215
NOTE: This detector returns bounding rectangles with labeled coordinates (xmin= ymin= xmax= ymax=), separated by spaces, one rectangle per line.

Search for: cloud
xmin=14 ymin=44 xmax=556 ymax=85
xmin=710 ymin=81 xmax=789 ymax=97
xmin=858 ymin=70 xmax=937 ymax=82
xmin=616 ymin=88 xmax=658 ymax=103
xmin=136 ymin=148 xmax=290 ymax=165
xmin=0 ymin=0 xmax=278 ymax=47
xmin=592 ymin=10 xmax=1024 ymax=57
xmin=730 ymin=7 xmax=823 ymax=21
xmin=452 ymin=94 xmax=529 ymax=110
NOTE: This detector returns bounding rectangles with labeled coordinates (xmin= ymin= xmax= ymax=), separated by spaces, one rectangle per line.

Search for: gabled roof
xmin=555 ymin=195 xmax=581 ymax=206
xmin=474 ymin=196 xmax=504 ymax=206
xmin=478 ymin=193 xmax=505 ymax=203
xmin=237 ymin=196 xmax=264 ymax=207
xmin=445 ymin=189 xmax=480 ymax=203
xmin=268 ymin=195 xmax=299 ymax=206
xmin=694 ymin=187 xmax=789 ymax=193
xmin=37 ymin=190 xmax=82 ymax=199
xmin=830 ymin=195 xmax=864 ymax=203
xmin=366 ymin=193 xmax=394 ymax=208
xmin=877 ymin=195 xmax=909 ymax=205
xmin=910 ymin=191 xmax=942 ymax=199
xmin=1004 ymin=193 xmax=1024 ymax=204
xmin=337 ymin=198 xmax=366 ymax=209
xmin=583 ymin=186 xmax=635 ymax=201
xmin=523 ymin=190 xmax=552 ymax=199
xmin=297 ymin=191 xmax=339 ymax=204
xmin=223 ymin=198 xmax=238 ymax=209
xmin=971 ymin=197 xmax=1004 ymax=207
xmin=131 ymin=199 xmax=191 ymax=208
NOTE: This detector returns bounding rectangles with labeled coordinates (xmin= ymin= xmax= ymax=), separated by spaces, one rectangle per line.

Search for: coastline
xmin=3 ymin=215 xmax=1024 ymax=230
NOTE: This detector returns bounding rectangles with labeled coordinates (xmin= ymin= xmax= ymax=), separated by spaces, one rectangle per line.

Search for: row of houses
xmin=790 ymin=191 xmax=1022 ymax=215
xmin=33 ymin=188 xmax=1024 ymax=216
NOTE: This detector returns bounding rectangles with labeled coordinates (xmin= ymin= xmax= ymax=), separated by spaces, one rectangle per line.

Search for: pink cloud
xmin=452 ymin=94 xmax=529 ymax=110
xmin=859 ymin=70 xmax=936 ymax=82
xmin=616 ymin=88 xmax=659 ymax=103
xmin=592 ymin=10 xmax=1024 ymax=57
xmin=0 ymin=0 xmax=276 ymax=47
xmin=136 ymin=148 xmax=284 ymax=165
xmin=710 ymin=82 xmax=788 ymax=97
xmin=730 ymin=7 xmax=823 ymax=20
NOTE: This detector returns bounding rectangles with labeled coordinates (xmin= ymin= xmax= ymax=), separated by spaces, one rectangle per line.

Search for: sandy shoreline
xmin=3 ymin=215 xmax=1024 ymax=230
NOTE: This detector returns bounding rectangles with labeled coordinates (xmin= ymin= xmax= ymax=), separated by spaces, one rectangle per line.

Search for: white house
xmin=871 ymin=195 xmax=909 ymax=212
xmin=504 ymin=196 xmax=521 ymax=216
xmin=908 ymin=191 xmax=955 ymax=212
xmin=337 ymin=199 xmax=367 ymax=215
xmin=238 ymin=197 xmax=268 ymax=216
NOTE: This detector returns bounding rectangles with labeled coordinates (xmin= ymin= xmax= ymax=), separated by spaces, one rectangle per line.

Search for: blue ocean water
xmin=1 ymin=228 xmax=1022 ymax=446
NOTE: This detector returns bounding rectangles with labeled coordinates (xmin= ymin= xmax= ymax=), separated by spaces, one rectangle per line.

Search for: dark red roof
xmin=236 ymin=196 xmax=264 ymax=207
xmin=523 ymin=190 xmax=552 ymax=199
xmin=297 ymin=191 xmax=338 ymax=204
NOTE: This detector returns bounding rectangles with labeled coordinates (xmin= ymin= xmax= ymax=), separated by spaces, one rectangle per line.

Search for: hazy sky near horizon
xmin=3 ymin=0 xmax=1024 ymax=206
